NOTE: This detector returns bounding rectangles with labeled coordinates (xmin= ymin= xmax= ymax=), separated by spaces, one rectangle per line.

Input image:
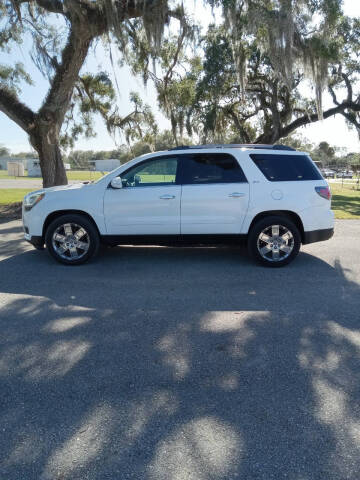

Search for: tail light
xmin=315 ymin=186 xmax=331 ymax=200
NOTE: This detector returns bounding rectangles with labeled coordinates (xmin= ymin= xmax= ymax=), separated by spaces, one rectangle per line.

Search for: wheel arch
xmin=248 ymin=210 xmax=305 ymax=243
xmin=42 ymin=210 xmax=100 ymax=239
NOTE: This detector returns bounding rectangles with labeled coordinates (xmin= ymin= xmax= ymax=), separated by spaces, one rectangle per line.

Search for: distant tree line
xmin=2 ymin=134 xmax=359 ymax=171
xmin=0 ymin=145 xmax=38 ymax=159
xmin=66 ymin=137 xmax=360 ymax=171
xmin=282 ymin=137 xmax=360 ymax=171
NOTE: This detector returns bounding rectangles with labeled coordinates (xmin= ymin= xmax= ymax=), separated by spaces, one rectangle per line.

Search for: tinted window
xmin=182 ymin=153 xmax=247 ymax=184
xmin=250 ymin=154 xmax=322 ymax=181
xmin=121 ymin=156 xmax=178 ymax=187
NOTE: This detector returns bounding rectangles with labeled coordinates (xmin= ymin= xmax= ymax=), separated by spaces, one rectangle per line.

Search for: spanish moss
xmin=101 ymin=0 xmax=169 ymax=56
xmin=223 ymin=0 xmax=332 ymax=118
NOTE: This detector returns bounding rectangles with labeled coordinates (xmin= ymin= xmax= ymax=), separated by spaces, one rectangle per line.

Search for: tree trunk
xmin=30 ymin=121 xmax=68 ymax=188
xmin=255 ymin=131 xmax=281 ymax=145
xmin=38 ymin=139 xmax=68 ymax=188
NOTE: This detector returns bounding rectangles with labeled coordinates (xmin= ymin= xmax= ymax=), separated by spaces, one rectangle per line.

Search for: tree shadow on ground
xmin=332 ymin=193 xmax=360 ymax=217
xmin=1 ymin=237 xmax=360 ymax=479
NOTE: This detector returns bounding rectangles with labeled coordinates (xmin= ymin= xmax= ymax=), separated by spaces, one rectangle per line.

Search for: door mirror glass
xmin=110 ymin=177 xmax=123 ymax=189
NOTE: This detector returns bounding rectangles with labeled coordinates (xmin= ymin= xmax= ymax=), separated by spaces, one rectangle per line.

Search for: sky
xmin=0 ymin=0 xmax=360 ymax=154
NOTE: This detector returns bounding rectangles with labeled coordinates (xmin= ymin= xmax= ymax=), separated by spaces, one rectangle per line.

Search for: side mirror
xmin=110 ymin=177 xmax=123 ymax=189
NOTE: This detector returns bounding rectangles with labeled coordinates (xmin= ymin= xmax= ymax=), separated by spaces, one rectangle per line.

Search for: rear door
xmin=180 ymin=153 xmax=250 ymax=234
xmin=104 ymin=155 xmax=181 ymax=235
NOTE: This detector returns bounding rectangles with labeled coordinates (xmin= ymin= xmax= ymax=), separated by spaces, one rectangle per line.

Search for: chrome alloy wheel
xmin=52 ymin=223 xmax=90 ymax=261
xmin=256 ymin=224 xmax=294 ymax=262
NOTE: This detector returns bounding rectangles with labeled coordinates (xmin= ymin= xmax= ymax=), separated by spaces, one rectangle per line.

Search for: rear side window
xmin=181 ymin=153 xmax=247 ymax=184
xmin=250 ymin=154 xmax=322 ymax=181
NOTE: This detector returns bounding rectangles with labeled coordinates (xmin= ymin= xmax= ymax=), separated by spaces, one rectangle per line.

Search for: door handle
xmin=159 ymin=194 xmax=176 ymax=200
xmin=228 ymin=192 xmax=246 ymax=198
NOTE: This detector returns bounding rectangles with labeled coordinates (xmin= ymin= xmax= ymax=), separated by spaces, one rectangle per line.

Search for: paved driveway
xmin=1 ymin=220 xmax=360 ymax=480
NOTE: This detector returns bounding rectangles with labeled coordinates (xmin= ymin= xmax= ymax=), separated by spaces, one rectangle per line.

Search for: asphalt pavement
xmin=1 ymin=219 xmax=360 ymax=480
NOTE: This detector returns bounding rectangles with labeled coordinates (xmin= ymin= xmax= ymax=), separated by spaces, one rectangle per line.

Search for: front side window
xmin=121 ymin=156 xmax=178 ymax=187
xmin=181 ymin=153 xmax=247 ymax=184
xmin=250 ymin=154 xmax=323 ymax=181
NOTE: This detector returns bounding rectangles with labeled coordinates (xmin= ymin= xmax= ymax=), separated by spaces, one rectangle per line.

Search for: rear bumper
xmin=303 ymin=228 xmax=334 ymax=245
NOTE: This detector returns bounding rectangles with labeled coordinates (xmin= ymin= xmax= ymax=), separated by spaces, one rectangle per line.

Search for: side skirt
xmin=101 ymin=234 xmax=248 ymax=247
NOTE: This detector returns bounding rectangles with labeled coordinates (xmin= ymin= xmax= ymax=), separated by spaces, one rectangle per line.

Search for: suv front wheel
xmin=248 ymin=215 xmax=301 ymax=267
xmin=45 ymin=214 xmax=100 ymax=265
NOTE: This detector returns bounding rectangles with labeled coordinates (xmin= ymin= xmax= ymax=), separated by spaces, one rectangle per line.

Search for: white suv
xmin=22 ymin=144 xmax=334 ymax=267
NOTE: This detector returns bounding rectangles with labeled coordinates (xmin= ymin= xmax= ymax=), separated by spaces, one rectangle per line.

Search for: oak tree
xmin=0 ymin=0 xmax=182 ymax=186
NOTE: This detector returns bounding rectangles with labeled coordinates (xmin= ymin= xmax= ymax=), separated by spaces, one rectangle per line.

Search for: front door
xmin=104 ymin=155 xmax=181 ymax=235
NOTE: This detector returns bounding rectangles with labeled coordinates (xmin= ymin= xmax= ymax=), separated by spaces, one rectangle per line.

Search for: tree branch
xmin=0 ymin=86 xmax=35 ymax=133
xmin=163 ymin=25 xmax=187 ymax=87
xmin=328 ymin=84 xmax=340 ymax=106
xmin=15 ymin=0 xmax=65 ymax=15
xmin=226 ymin=109 xmax=251 ymax=143
xmin=340 ymin=110 xmax=360 ymax=133
xmin=342 ymin=73 xmax=353 ymax=102
xmin=39 ymin=24 xmax=96 ymax=126
xmin=36 ymin=0 xmax=64 ymax=13
xmin=256 ymin=101 xmax=360 ymax=144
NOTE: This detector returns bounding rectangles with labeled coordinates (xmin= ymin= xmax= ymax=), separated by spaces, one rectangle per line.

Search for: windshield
xmin=93 ymin=167 xmax=119 ymax=184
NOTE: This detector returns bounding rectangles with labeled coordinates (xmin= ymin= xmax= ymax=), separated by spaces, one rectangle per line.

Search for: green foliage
xmin=153 ymin=7 xmax=360 ymax=144
xmin=0 ymin=62 xmax=33 ymax=94
xmin=281 ymin=135 xmax=314 ymax=152
xmin=0 ymin=145 xmax=10 ymax=157
xmin=12 ymin=151 xmax=38 ymax=158
xmin=61 ymin=72 xmax=116 ymax=149
xmin=60 ymin=70 xmax=157 ymax=151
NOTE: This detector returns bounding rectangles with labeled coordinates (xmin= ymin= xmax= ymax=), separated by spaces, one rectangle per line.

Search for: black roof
xmin=169 ymin=144 xmax=296 ymax=152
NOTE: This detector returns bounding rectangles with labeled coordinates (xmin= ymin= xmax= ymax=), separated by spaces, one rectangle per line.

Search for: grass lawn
xmin=0 ymin=189 xmax=33 ymax=204
xmin=331 ymin=184 xmax=360 ymax=219
xmin=67 ymin=170 xmax=104 ymax=181
xmin=0 ymin=171 xmax=28 ymax=180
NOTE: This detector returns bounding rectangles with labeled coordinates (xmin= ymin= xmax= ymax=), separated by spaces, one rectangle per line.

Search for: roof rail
xmin=169 ymin=144 xmax=296 ymax=151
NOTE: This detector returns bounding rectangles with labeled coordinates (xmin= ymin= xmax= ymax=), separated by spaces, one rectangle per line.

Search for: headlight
xmin=23 ymin=191 xmax=45 ymax=211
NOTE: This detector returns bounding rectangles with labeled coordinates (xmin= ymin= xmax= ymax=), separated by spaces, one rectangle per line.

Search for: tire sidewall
xmin=248 ymin=216 xmax=301 ymax=267
xmin=45 ymin=214 xmax=99 ymax=265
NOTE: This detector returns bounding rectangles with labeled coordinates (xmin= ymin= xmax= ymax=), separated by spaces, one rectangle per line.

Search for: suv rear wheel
xmin=248 ymin=215 xmax=301 ymax=267
xmin=45 ymin=214 xmax=100 ymax=265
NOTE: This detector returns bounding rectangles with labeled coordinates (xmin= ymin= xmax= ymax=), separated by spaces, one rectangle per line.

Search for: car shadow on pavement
xmin=1 ymin=240 xmax=360 ymax=479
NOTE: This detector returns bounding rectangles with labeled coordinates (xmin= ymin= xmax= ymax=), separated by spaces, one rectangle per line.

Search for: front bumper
xmin=23 ymin=201 xmax=44 ymax=249
xmin=24 ymin=234 xmax=44 ymax=250
xmin=303 ymin=227 xmax=334 ymax=245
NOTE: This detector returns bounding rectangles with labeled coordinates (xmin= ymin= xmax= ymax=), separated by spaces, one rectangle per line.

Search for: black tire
xmin=248 ymin=215 xmax=301 ymax=268
xmin=45 ymin=214 xmax=100 ymax=265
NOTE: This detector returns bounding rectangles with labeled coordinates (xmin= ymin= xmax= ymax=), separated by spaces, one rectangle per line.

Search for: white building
xmin=27 ymin=159 xmax=42 ymax=177
xmin=7 ymin=162 xmax=25 ymax=176
xmin=0 ymin=157 xmax=27 ymax=171
xmin=93 ymin=159 xmax=120 ymax=172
